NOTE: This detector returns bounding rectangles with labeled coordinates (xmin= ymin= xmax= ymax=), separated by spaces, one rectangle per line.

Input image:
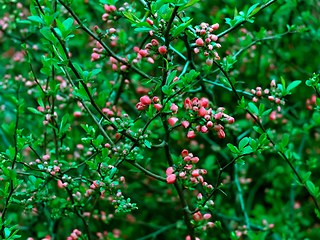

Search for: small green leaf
xmin=248 ymin=102 xmax=259 ymax=115
xmin=281 ymin=133 xmax=289 ymax=148
xmin=287 ymin=80 xmax=301 ymax=92
xmin=306 ymin=180 xmax=316 ymax=196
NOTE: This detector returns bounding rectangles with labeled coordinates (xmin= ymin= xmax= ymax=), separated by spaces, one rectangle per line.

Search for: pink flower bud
xmin=192 ymin=169 xmax=200 ymax=177
xmin=196 ymin=38 xmax=204 ymax=46
xmin=193 ymin=212 xmax=202 ymax=221
xmin=191 ymin=157 xmax=199 ymax=164
xmin=136 ymin=102 xmax=147 ymax=111
xmin=140 ymin=95 xmax=151 ymax=105
xmin=179 ymin=171 xmax=186 ymax=178
xmin=154 ymin=103 xmax=162 ymax=111
xmin=201 ymin=126 xmax=208 ymax=133
xmin=187 ymin=130 xmax=196 ymax=138
xmin=198 ymin=107 xmax=207 ymax=117
xmin=212 ymin=23 xmax=219 ymax=30
xmin=112 ymin=64 xmax=118 ymax=71
xmin=203 ymin=214 xmax=211 ymax=220
xmin=197 ymin=193 xmax=203 ymax=201
xmin=217 ymin=130 xmax=225 ymax=138
xmin=170 ymin=103 xmax=178 ymax=114
xmin=139 ymin=50 xmax=148 ymax=57
xmin=166 ymin=174 xmax=176 ymax=184
xmin=158 ymin=46 xmax=167 ymax=55
xmin=166 ymin=167 xmax=175 ymax=176
xmin=181 ymin=121 xmax=190 ymax=128
xmin=168 ymin=117 xmax=179 ymax=127
xmin=181 ymin=149 xmax=189 ymax=158
xmin=207 ymin=121 xmax=213 ymax=128
xmin=146 ymin=17 xmax=153 ymax=26
xmin=152 ymin=96 xmax=160 ymax=103
xmin=207 ymin=222 xmax=215 ymax=228
xmin=206 ymin=58 xmax=213 ymax=66
xmin=270 ymin=79 xmax=276 ymax=87
xmin=268 ymin=96 xmax=275 ymax=101
xmin=194 ymin=48 xmax=200 ymax=54
xmin=227 ymin=117 xmax=234 ymax=124
xmin=151 ymin=39 xmax=159 ymax=46
xmin=264 ymin=89 xmax=269 ymax=94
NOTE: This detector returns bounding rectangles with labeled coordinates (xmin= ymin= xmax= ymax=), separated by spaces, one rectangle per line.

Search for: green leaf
xmin=287 ymin=80 xmax=301 ymax=92
xmin=247 ymin=3 xmax=260 ymax=17
xmin=306 ymin=180 xmax=316 ymax=196
xmin=172 ymin=18 xmax=193 ymax=37
xmin=167 ymin=70 xmax=177 ymax=85
xmin=239 ymin=137 xmax=249 ymax=150
xmin=63 ymin=18 xmax=73 ymax=30
xmin=27 ymin=107 xmax=43 ymax=115
xmin=248 ymin=102 xmax=259 ymax=115
xmin=227 ymin=143 xmax=239 ymax=154
xmin=281 ymin=133 xmax=289 ymax=148
xmin=178 ymin=0 xmax=200 ymax=11
xmin=40 ymin=27 xmax=54 ymax=42
xmin=27 ymin=16 xmax=45 ymax=24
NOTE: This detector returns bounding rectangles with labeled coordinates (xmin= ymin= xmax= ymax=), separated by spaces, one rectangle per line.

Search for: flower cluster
xmin=192 ymin=211 xmax=215 ymax=231
xmin=171 ymin=97 xmax=235 ymax=139
xmin=136 ymin=95 xmax=162 ymax=111
xmin=306 ymin=94 xmax=317 ymax=110
xmin=67 ymin=229 xmax=82 ymax=240
xmin=165 ymin=150 xmax=208 ymax=188
xmin=251 ymin=79 xmax=286 ymax=112
xmin=193 ymin=22 xmax=221 ymax=66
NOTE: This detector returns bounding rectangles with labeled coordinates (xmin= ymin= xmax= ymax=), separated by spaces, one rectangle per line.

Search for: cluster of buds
xmin=193 ymin=22 xmax=221 ymax=66
xmin=306 ymin=95 xmax=317 ymax=110
xmin=165 ymin=150 xmax=208 ymax=190
xmin=110 ymin=190 xmax=138 ymax=213
xmin=138 ymin=38 xmax=167 ymax=60
xmin=136 ymin=95 xmax=162 ymax=111
xmin=192 ymin=211 xmax=215 ymax=232
xmin=177 ymin=97 xmax=234 ymax=139
xmin=251 ymin=80 xmax=286 ymax=112
xmin=67 ymin=229 xmax=82 ymax=240
xmin=102 ymin=4 xmax=118 ymax=22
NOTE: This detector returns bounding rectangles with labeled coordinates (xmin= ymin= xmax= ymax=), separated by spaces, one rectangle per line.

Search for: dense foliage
xmin=0 ymin=0 xmax=320 ymax=239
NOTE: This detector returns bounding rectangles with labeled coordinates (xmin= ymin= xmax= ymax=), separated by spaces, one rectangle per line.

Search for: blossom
xmin=166 ymin=174 xmax=176 ymax=184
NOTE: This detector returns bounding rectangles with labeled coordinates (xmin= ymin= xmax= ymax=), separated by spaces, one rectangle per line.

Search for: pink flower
xmin=181 ymin=149 xmax=189 ymax=158
xmin=198 ymin=107 xmax=207 ymax=117
xmin=207 ymin=121 xmax=213 ymax=128
xmin=181 ymin=121 xmax=189 ymax=128
xmin=184 ymin=98 xmax=192 ymax=110
xmin=217 ymin=130 xmax=225 ymax=138
xmin=268 ymin=96 xmax=275 ymax=101
xmin=200 ymin=98 xmax=209 ymax=107
xmin=166 ymin=167 xmax=175 ymax=176
xmin=214 ymin=112 xmax=222 ymax=120
xmin=191 ymin=157 xmax=199 ymax=164
xmin=158 ymin=46 xmax=166 ymax=55
xmin=152 ymin=96 xmax=160 ymax=103
xmin=140 ymin=95 xmax=151 ymax=105
xmin=166 ymin=174 xmax=176 ymax=184
xmin=170 ymin=103 xmax=178 ymax=114
xmin=168 ymin=117 xmax=179 ymax=127
xmin=146 ymin=17 xmax=153 ymax=26
xmin=154 ymin=103 xmax=162 ymax=111
xmin=192 ymin=169 xmax=200 ymax=177
xmin=203 ymin=213 xmax=211 ymax=220
xmin=194 ymin=48 xmax=200 ymax=54
xmin=227 ymin=117 xmax=234 ymax=124
xmin=187 ymin=130 xmax=196 ymax=138
xmin=112 ymin=64 xmax=118 ymax=71
xmin=270 ymin=79 xmax=276 ymax=87
xmin=139 ymin=50 xmax=148 ymax=57
xmin=193 ymin=212 xmax=202 ymax=221
xmin=136 ymin=102 xmax=147 ymax=111
xmin=179 ymin=171 xmax=186 ymax=178
xmin=151 ymin=39 xmax=159 ymax=46
xmin=207 ymin=222 xmax=215 ymax=228
xmin=206 ymin=58 xmax=213 ymax=66
xmin=196 ymin=38 xmax=204 ymax=46
xmin=212 ymin=23 xmax=219 ymax=30
xmin=197 ymin=193 xmax=202 ymax=201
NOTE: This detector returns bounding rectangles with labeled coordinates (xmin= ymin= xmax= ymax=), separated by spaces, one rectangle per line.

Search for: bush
xmin=0 ymin=0 xmax=320 ymax=239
